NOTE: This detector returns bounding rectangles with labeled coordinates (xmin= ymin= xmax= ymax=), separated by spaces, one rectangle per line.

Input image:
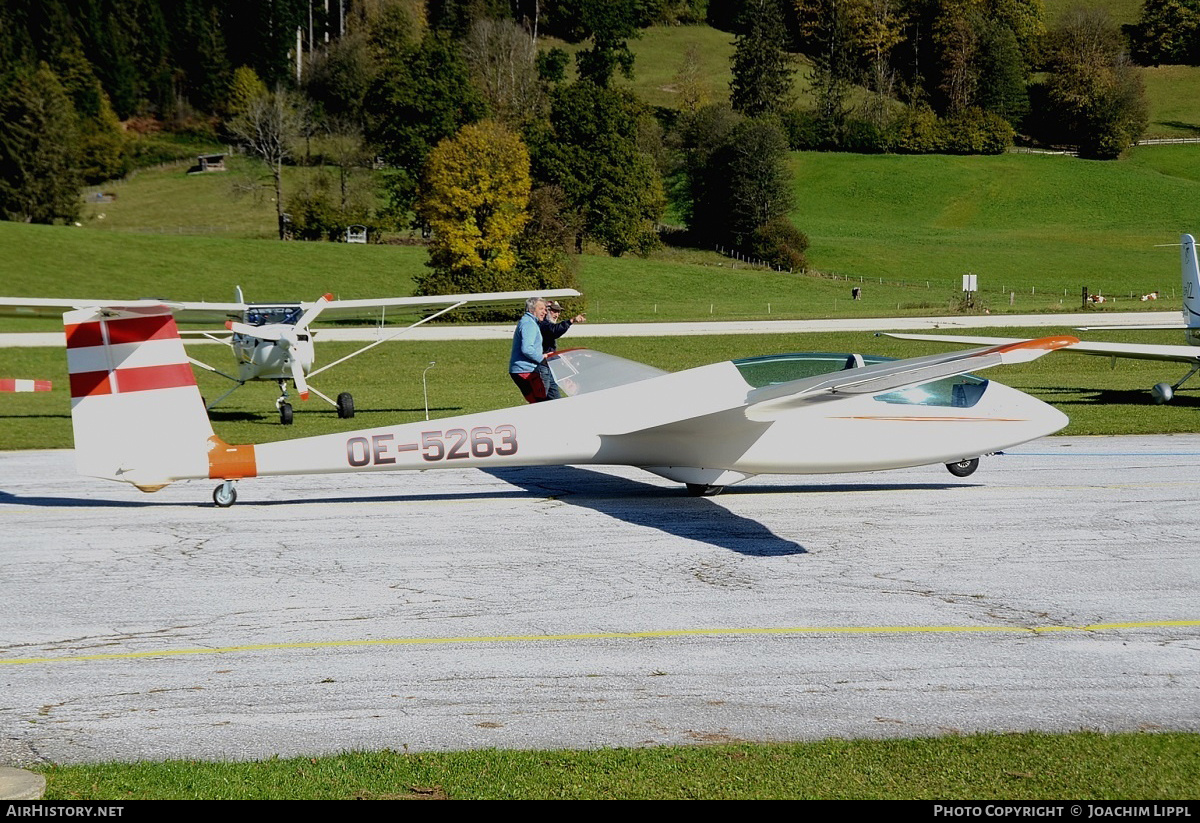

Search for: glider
xmin=885 ymin=234 xmax=1200 ymax=403
xmin=62 ymin=303 xmax=1073 ymax=506
xmin=1 ymin=287 xmax=579 ymax=423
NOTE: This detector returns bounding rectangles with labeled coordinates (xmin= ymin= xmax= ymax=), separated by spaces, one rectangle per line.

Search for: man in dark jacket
xmin=537 ymin=300 xmax=585 ymax=399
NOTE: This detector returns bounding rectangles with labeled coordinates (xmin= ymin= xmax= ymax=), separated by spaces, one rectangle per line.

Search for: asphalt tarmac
xmin=1 ymin=436 xmax=1198 ymax=766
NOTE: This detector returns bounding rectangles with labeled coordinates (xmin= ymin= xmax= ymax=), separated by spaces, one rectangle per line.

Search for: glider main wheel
xmin=945 ymin=457 xmax=979 ymax=478
xmin=337 ymin=392 xmax=355 ymax=419
xmin=213 ymin=483 xmax=237 ymax=508
xmin=685 ymin=483 xmax=725 ymax=497
xmin=279 ymin=402 xmax=294 ymax=425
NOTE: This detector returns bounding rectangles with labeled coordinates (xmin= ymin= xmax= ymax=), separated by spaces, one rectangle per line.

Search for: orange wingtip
xmin=991 ymin=335 xmax=1079 ymax=353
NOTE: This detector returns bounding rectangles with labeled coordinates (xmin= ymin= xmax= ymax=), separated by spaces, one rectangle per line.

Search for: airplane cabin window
xmin=874 ymin=375 xmax=988 ymax=407
xmin=733 ymin=352 xmax=988 ymax=408
xmin=733 ymin=352 xmax=891 ymax=387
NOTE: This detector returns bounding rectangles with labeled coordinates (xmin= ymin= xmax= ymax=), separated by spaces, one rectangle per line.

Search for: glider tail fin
xmin=66 ymin=305 xmax=216 ymax=491
xmin=1183 ymin=233 xmax=1200 ymax=345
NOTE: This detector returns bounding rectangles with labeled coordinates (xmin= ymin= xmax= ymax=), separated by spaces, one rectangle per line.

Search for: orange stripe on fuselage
xmin=208 ymin=436 xmax=257 ymax=479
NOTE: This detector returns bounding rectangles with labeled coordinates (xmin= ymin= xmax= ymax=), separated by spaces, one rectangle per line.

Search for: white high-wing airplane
xmin=1 ymin=288 xmax=579 ymax=423
xmin=62 ymin=302 xmax=1074 ymax=506
xmin=885 ymin=234 xmax=1200 ymax=404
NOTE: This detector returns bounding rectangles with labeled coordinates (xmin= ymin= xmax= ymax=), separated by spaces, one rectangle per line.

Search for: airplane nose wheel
xmin=337 ymin=392 xmax=355 ymax=419
xmin=945 ymin=458 xmax=979 ymax=477
xmin=279 ymin=402 xmax=293 ymax=425
xmin=213 ymin=481 xmax=238 ymax=507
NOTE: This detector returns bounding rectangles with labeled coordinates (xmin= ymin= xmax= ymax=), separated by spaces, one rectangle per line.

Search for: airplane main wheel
xmin=337 ymin=392 xmax=355 ymax=419
xmin=946 ymin=458 xmax=979 ymax=477
xmin=279 ymin=403 xmax=294 ymax=425
xmin=686 ymin=483 xmax=725 ymax=497
xmin=1151 ymin=382 xmax=1174 ymax=404
xmin=213 ymin=483 xmax=237 ymax=508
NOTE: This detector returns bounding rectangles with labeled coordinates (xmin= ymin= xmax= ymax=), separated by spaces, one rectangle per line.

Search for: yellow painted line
xmin=3 ymin=620 xmax=1198 ymax=667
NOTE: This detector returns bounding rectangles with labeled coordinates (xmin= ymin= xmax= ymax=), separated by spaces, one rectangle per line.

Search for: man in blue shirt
xmin=509 ymin=296 xmax=548 ymax=402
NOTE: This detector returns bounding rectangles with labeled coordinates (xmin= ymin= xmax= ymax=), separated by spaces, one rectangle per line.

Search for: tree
xmin=729 ymin=0 xmax=794 ymax=117
xmin=366 ymin=30 xmax=485 ymax=222
xmin=1042 ymin=9 xmax=1149 ymax=159
xmin=227 ymin=66 xmax=268 ymax=119
xmin=533 ymin=81 xmax=664 ymax=256
xmin=416 ymin=120 xmax=532 ymax=293
xmin=227 ymin=86 xmax=303 ymax=239
xmin=462 ymin=18 xmax=544 ymax=128
xmin=673 ymin=44 xmax=710 ymax=114
xmin=682 ymin=109 xmax=794 ymax=249
xmin=0 ymin=63 xmax=81 ymax=224
xmin=725 ymin=117 xmax=795 ymax=244
xmin=54 ymin=45 xmax=126 ymax=184
xmin=573 ymin=0 xmax=642 ymax=87
xmin=1130 ymin=0 xmax=1200 ymax=66
xmin=797 ymin=0 xmax=860 ymax=144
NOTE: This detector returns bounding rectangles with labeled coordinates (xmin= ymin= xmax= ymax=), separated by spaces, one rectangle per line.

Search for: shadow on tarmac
xmin=482 ymin=465 xmax=812 ymax=557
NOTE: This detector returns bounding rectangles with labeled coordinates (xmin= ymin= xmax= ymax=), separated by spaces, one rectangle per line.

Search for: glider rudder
xmin=1183 ymin=234 xmax=1199 ymax=344
xmin=65 ymin=305 xmax=218 ymax=490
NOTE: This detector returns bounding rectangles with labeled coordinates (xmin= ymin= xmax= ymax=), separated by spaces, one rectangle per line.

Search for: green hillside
xmin=6 ymin=140 xmax=1193 ymax=329
xmin=788 ymin=144 xmax=1200 ymax=297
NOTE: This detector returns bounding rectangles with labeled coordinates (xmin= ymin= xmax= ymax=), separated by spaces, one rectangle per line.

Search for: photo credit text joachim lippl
xmin=933 ymin=806 xmax=1193 ymax=819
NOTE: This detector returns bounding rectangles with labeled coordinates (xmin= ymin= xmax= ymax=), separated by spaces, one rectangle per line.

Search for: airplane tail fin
xmin=1183 ymin=234 xmax=1199 ymax=345
xmin=66 ymin=305 xmax=217 ymax=490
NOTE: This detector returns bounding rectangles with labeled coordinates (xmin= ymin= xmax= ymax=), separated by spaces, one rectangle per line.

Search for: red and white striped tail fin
xmin=66 ymin=305 xmax=215 ymax=491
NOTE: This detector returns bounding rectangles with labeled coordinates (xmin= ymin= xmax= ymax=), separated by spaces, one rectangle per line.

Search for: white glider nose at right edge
xmin=64 ymin=303 xmax=1073 ymax=506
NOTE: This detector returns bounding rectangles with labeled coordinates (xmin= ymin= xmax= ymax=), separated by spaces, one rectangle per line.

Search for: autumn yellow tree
xmin=416 ymin=120 xmax=532 ymax=294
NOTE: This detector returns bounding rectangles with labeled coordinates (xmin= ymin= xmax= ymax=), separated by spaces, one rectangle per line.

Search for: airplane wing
xmin=0 ymin=297 xmax=244 ymax=324
xmin=883 ymin=332 xmax=1200 ymax=364
xmin=744 ymin=335 xmax=1078 ymax=419
xmin=298 ymin=288 xmax=582 ymax=323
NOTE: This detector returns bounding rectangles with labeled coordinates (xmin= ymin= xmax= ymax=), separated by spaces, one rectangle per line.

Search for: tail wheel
xmin=337 ymin=392 xmax=355 ymax=419
xmin=685 ymin=483 xmax=725 ymax=497
xmin=279 ymin=402 xmax=294 ymax=425
xmin=213 ymin=482 xmax=237 ymax=508
xmin=946 ymin=458 xmax=979 ymax=477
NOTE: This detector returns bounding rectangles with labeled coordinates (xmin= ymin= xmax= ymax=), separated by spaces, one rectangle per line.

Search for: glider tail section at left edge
xmin=65 ymin=304 xmax=238 ymax=492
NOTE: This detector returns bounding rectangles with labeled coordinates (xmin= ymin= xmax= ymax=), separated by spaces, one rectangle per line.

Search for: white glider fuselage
xmin=247 ymin=361 xmax=1064 ymax=482
xmin=63 ymin=306 xmax=1070 ymax=501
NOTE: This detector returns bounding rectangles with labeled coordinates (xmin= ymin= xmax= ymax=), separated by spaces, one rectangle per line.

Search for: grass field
xmin=35 ymin=731 xmax=1200 ymax=799
xmin=789 ymin=145 xmax=1200 ymax=294
xmin=1141 ymin=65 xmax=1200 ymax=137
